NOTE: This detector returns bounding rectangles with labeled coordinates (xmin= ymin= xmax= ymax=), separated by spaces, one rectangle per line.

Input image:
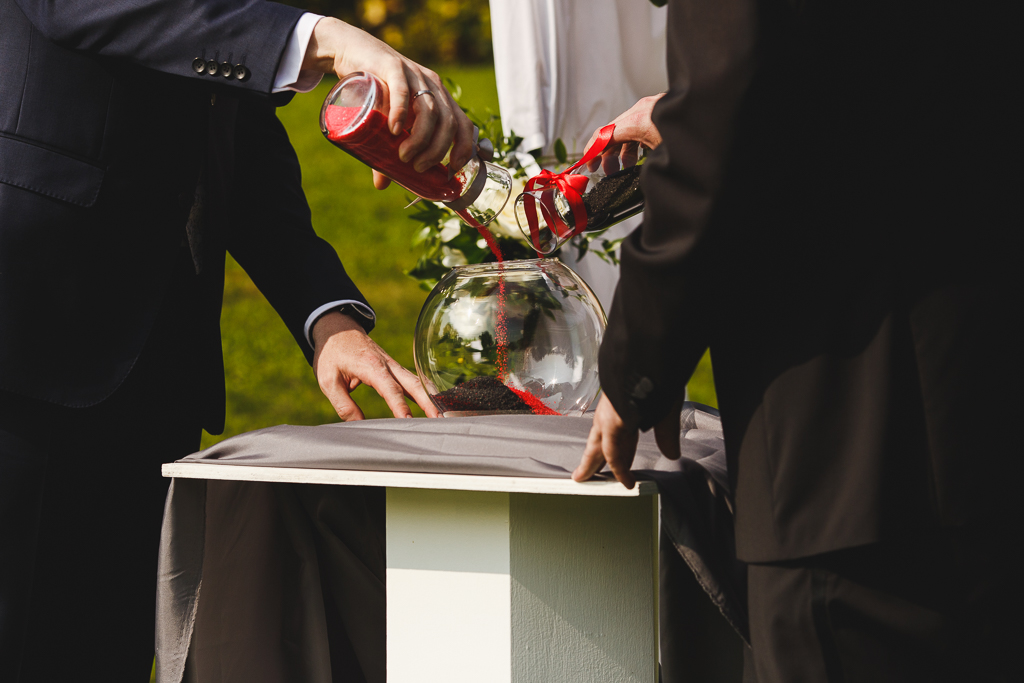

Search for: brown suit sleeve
xmin=599 ymin=0 xmax=758 ymax=429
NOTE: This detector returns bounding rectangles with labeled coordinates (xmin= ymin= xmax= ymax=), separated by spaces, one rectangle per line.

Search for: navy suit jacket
xmin=0 ymin=0 xmax=370 ymax=431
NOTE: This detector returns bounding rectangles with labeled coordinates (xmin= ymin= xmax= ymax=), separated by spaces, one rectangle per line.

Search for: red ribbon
xmin=523 ymin=124 xmax=616 ymax=252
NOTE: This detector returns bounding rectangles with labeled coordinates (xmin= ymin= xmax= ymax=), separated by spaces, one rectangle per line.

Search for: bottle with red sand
xmin=320 ymin=72 xmax=513 ymax=227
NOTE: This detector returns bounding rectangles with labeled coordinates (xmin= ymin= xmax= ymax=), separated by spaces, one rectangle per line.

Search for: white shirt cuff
xmin=304 ymin=300 xmax=376 ymax=348
xmin=273 ymin=13 xmax=326 ymax=94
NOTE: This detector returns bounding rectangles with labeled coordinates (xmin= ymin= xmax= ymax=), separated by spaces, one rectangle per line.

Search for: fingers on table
xmin=361 ymin=357 xmax=415 ymax=419
xmin=392 ymin=363 xmax=440 ymax=418
xmin=319 ymin=372 xmax=366 ymax=422
xmin=603 ymin=428 xmax=638 ymax=489
xmin=573 ymin=423 xmax=608 ymax=482
xmin=574 ymin=417 xmax=639 ymax=489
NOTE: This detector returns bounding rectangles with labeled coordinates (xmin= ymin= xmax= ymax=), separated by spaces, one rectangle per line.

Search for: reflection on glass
xmin=414 ymin=259 xmax=607 ymax=417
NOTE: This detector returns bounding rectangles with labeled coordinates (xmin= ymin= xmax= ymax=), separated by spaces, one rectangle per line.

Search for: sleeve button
xmin=192 ymin=57 xmax=206 ymax=74
xmin=219 ymin=62 xmax=233 ymax=78
xmin=205 ymin=60 xmax=219 ymax=76
xmin=233 ymin=65 xmax=251 ymax=82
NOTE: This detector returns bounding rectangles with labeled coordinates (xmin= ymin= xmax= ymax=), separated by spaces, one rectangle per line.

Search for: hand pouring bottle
xmin=320 ymin=72 xmax=512 ymax=226
xmin=512 ymin=124 xmax=645 ymax=255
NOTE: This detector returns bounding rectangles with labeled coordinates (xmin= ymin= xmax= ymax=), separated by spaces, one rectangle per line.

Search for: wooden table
xmin=163 ymin=462 xmax=660 ymax=683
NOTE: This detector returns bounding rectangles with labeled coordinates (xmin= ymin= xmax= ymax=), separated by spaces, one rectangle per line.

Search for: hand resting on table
xmin=573 ymin=393 xmax=683 ymax=489
xmin=311 ymin=311 xmax=440 ymax=421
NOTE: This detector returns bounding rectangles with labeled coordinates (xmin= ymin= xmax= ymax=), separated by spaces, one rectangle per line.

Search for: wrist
xmin=302 ymin=16 xmax=344 ymax=74
xmin=311 ymin=309 xmax=365 ymax=350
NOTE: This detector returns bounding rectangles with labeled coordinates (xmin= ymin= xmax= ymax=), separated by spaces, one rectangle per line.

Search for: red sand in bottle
xmin=325 ymin=106 xmax=464 ymax=201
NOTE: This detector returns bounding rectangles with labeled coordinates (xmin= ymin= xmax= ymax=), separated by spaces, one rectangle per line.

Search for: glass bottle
xmin=321 ymin=72 xmax=512 ymax=227
xmin=513 ymin=158 xmax=645 ymax=254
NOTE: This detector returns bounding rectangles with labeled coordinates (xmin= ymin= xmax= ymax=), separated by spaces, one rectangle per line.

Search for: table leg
xmin=386 ymin=488 xmax=657 ymax=683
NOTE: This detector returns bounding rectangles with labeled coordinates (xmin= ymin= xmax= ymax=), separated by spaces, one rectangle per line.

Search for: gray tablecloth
xmin=156 ymin=406 xmax=745 ymax=683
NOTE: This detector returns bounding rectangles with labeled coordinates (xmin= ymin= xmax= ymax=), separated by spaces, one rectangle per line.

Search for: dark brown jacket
xmin=601 ymin=0 xmax=1018 ymax=562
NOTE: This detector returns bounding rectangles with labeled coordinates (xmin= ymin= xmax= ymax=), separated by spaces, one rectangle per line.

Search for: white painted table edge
xmin=161 ymin=462 xmax=658 ymax=497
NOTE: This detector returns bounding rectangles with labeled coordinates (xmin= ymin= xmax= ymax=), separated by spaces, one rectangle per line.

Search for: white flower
xmin=441 ymin=246 xmax=468 ymax=267
xmin=439 ymin=217 xmax=462 ymax=243
xmin=446 ymin=294 xmax=491 ymax=339
xmin=523 ymin=353 xmax=584 ymax=387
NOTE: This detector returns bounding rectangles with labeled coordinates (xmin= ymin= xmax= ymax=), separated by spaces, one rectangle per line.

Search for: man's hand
xmin=583 ymin=94 xmax=666 ymax=175
xmin=311 ymin=311 xmax=440 ymax=421
xmin=572 ymin=393 xmax=684 ymax=489
xmin=302 ymin=18 xmax=476 ymax=188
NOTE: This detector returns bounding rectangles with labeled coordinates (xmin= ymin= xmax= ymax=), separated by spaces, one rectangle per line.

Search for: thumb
xmin=372 ymin=170 xmax=392 ymax=190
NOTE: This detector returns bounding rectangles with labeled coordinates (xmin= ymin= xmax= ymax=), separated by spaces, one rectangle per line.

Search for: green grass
xmin=203 ymin=65 xmax=715 ymax=449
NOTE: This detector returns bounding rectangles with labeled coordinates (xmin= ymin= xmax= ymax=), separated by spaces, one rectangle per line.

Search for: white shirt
xmin=489 ymin=0 xmax=668 ymax=158
xmin=488 ymin=0 xmax=668 ymax=313
xmin=273 ymin=12 xmax=326 ymax=94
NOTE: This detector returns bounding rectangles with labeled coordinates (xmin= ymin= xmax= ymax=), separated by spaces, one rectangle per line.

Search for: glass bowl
xmin=414 ymin=259 xmax=607 ymax=417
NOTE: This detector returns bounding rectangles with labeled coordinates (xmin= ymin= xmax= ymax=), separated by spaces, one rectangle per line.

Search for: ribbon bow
xmin=522 ymin=124 xmax=616 ymax=253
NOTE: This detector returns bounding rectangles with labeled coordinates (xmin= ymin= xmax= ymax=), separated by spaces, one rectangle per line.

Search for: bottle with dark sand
xmin=512 ymin=142 xmax=645 ymax=254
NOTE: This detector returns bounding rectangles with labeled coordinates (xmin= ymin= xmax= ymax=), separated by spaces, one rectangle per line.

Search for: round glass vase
xmin=414 ymin=259 xmax=607 ymax=417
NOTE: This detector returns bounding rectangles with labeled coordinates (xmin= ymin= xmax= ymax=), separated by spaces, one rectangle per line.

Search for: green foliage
xmin=553 ymin=138 xmax=568 ymax=165
xmin=400 ymin=83 xmax=535 ymax=290
xmin=428 ymin=274 xmax=569 ymax=388
xmin=279 ymin=0 xmax=492 ymax=64
xmin=402 ymin=89 xmax=621 ymax=290
xmin=572 ymin=235 xmax=626 ymax=267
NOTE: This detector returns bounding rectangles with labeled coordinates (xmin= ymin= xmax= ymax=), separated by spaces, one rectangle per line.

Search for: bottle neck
xmin=443 ymin=156 xmax=487 ymax=212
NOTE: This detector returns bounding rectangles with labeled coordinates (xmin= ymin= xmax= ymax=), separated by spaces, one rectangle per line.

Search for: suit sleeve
xmin=13 ymin=0 xmax=303 ymax=94
xmin=226 ymin=97 xmax=373 ymax=364
xmin=598 ymin=0 xmax=758 ymax=430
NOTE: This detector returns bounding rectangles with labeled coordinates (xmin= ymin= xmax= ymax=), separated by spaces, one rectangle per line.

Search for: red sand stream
xmin=326 ymin=105 xmax=557 ymax=415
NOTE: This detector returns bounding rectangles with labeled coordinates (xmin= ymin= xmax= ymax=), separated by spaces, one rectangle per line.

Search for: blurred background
xmin=279 ymin=0 xmax=493 ymax=64
xmin=203 ymin=0 xmax=716 ymax=448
